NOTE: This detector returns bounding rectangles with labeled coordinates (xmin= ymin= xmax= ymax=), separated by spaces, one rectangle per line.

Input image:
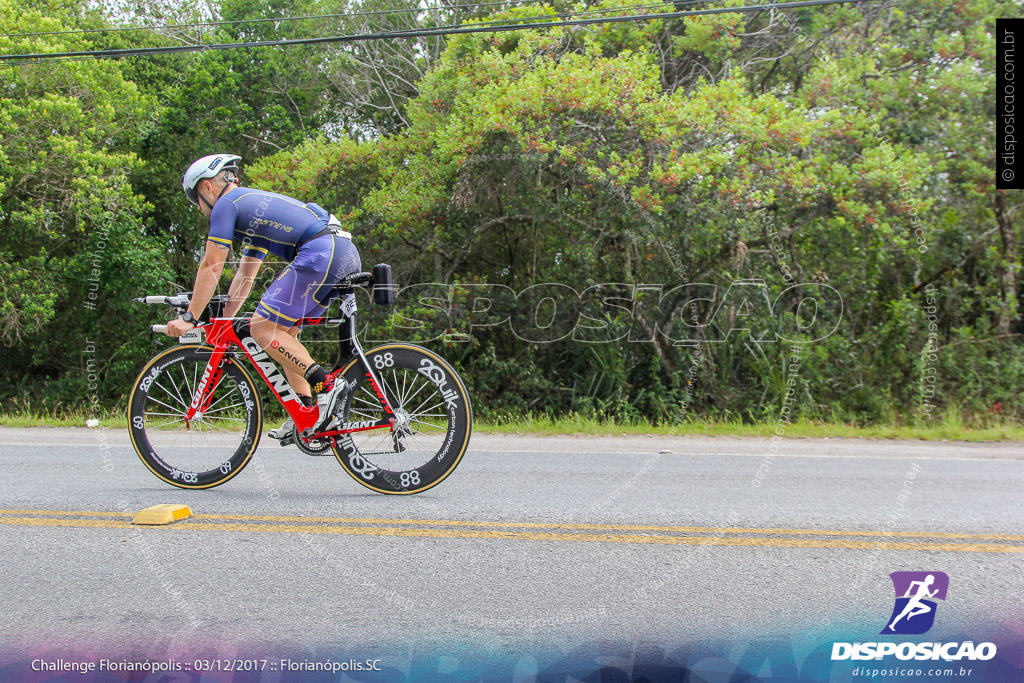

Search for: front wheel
xmin=332 ymin=344 xmax=472 ymax=494
xmin=127 ymin=344 xmax=263 ymax=489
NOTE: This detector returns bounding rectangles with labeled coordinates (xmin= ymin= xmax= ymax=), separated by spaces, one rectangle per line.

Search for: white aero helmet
xmin=182 ymin=153 xmax=241 ymax=206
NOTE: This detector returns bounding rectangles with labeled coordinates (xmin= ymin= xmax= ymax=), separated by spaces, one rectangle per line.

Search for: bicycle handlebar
xmin=150 ymin=324 xmax=204 ymax=338
xmin=137 ymin=295 xmax=190 ymax=306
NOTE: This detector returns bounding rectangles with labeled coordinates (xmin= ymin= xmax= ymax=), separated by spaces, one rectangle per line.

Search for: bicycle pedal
xmin=267 ymin=425 xmax=293 ymax=440
xmin=279 ymin=434 xmax=295 ymax=447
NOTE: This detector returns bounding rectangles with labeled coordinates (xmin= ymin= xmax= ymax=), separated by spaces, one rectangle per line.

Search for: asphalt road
xmin=0 ymin=427 xmax=1021 ymax=662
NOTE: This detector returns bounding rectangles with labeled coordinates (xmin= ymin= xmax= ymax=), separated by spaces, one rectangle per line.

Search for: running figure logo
xmin=881 ymin=571 xmax=949 ymax=635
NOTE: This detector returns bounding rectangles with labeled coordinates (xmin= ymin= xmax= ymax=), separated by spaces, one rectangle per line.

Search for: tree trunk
xmin=993 ymin=191 xmax=1018 ymax=335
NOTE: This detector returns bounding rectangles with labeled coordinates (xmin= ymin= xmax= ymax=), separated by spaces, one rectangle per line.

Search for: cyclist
xmin=165 ymin=153 xmax=358 ymax=440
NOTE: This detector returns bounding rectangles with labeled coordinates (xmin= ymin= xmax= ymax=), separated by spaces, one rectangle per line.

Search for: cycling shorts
xmin=254 ymin=234 xmax=361 ymax=327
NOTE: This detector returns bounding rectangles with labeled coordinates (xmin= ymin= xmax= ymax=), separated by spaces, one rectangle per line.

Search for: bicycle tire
xmin=331 ymin=344 xmax=472 ymax=494
xmin=127 ymin=344 xmax=263 ymax=489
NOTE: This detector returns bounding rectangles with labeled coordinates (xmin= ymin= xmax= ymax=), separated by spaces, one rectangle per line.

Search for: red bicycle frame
xmin=181 ymin=296 xmax=396 ymax=441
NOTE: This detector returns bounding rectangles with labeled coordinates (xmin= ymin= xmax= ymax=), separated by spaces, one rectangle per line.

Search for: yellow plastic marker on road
xmin=132 ymin=504 xmax=192 ymax=526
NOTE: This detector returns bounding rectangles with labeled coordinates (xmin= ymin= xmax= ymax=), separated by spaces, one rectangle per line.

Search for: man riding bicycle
xmin=165 ymin=153 xmax=358 ymax=440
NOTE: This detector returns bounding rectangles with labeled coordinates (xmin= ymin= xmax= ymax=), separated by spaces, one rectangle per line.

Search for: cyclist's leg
xmin=250 ymin=264 xmax=319 ymax=391
xmin=299 ymin=235 xmax=360 ymax=427
xmin=279 ymin=325 xmax=308 ymax=397
xmin=252 ymin=234 xmax=360 ymax=395
xmin=264 ymin=324 xmax=309 ymax=441
xmin=250 ymin=313 xmax=317 ymax=392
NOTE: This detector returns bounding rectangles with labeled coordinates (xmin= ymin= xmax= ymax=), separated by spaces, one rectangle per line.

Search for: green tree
xmin=0 ymin=0 xmax=172 ymax=407
xmin=251 ymin=0 xmax=1020 ymax=424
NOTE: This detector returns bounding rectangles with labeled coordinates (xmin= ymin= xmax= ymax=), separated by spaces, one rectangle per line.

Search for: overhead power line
xmin=0 ymin=0 xmax=874 ymax=65
xmin=0 ymin=0 xmax=558 ymax=38
xmin=0 ymin=0 xmax=710 ymax=64
xmin=0 ymin=0 xmax=712 ymax=40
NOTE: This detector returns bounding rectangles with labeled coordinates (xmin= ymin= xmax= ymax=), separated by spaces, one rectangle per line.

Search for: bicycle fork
xmin=184 ymin=346 xmax=228 ymax=429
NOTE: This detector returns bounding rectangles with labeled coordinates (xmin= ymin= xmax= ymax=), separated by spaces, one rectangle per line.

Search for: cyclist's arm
xmin=185 ymin=240 xmax=230 ymax=320
xmin=222 ymin=255 xmax=263 ymax=318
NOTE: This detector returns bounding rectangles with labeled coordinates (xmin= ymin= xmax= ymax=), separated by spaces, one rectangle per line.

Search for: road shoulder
xmin=0 ymin=427 xmax=1020 ymax=460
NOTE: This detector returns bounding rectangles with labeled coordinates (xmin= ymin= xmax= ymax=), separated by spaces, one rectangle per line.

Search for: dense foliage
xmin=0 ymin=0 xmax=1019 ymax=425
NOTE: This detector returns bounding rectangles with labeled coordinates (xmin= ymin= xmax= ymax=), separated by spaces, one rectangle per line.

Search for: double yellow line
xmin=2 ymin=509 xmax=1022 ymax=553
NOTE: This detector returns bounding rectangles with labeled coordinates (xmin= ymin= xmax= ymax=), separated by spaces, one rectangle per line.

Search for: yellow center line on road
xmin=0 ymin=512 xmax=1021 ymax=553
xmin=3 ymin=509 xmax=1023 ymax=542
xmin=193 ymin=515 xmax=1024 ymax=542
xmin=0 ymin=508 xmax=133 ymax=518
xmin=1 ymin=517 xmax=131 ymax=529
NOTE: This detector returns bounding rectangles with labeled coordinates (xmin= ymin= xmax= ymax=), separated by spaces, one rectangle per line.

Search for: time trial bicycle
xmin=127 ymin=266 xmax=472 ymax=494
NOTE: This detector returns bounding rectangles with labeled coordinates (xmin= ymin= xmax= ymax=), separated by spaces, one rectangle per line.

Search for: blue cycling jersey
xmin=206 ymin=187 xmax=330 ymax=262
